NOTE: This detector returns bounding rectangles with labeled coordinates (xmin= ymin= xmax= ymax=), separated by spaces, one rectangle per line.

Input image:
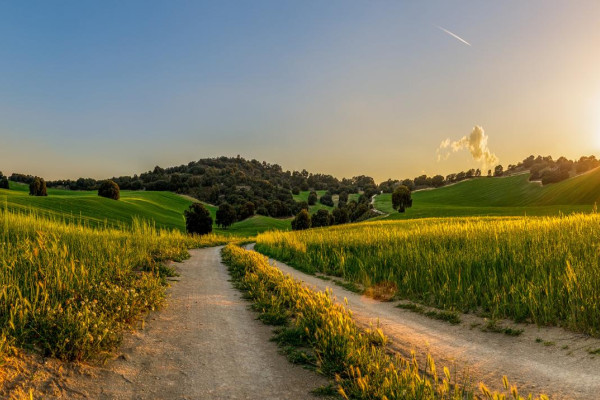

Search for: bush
xmin=184 ymin=203 xmax=213 ymax=235
xmin=392 ymin=185 xmax=412 ymax=213
xmin=307 ymin=191 xmax=318 ymax=206
xmin=541 ymin=169 xmax=570 ymax=185
xmin=332 ymin=207 xmax=349 ymax=225
xmin=216 ymin=203 xmax=237 ymax=229
xmin=29 ymin=177 xmax=47 ymax=196
xmin=319 ymin=192 xmax=334 ymax=207
xmin=0 ymin=172 xmax=8 ymax=189
xmin=291 ymin=210 xmax=311 ymax=230
xmin=98 ymin=180 xmax=120 ymax=200
xmin=311 ymin=209 xmax=331 ymax=228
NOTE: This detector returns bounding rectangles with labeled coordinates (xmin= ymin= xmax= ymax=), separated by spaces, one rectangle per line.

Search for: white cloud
xmin=437 ymin=126 xmax=498 ymax=167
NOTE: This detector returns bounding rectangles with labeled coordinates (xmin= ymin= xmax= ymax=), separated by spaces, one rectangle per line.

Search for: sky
xmin=1 ymin=1 xmax=600 ymax=183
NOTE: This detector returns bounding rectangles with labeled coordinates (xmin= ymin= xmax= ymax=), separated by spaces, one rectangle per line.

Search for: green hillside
xmin=375 ymin=169 xmax=600 ymax=219
xmin=0 ymin=182 xmax=289 ymax=235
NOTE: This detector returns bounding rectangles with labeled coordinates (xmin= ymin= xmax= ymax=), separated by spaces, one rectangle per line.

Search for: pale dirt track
xmin=246 ymin=245 xmax=600 ymax=400
xmin=70 ymin=246 xmax=327 ymax=399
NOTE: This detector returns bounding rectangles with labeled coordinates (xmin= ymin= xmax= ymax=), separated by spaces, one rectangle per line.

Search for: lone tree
xmin=392 ymin=185 xmax=412 ymax=213
xmin=291 ymin=209 xmax=311 ymax=230
xmin=216 ymin=203 xmax=237 ymax=229
xmin=29 ymin=177 xmax=47 ymax=196
xmin=184 ymin=203 xmax=213 ymax=235
xmin=98 ymin=180 xmax=120 ymax=200
xmin=307 ymin=191 xmax=318 ymax=206
xmin=0 ymin=172 xmax=8 ymax=189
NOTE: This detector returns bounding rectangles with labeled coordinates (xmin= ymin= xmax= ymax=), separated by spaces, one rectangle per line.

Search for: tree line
xmin=376 ymin=154 xmax=600 ymax=194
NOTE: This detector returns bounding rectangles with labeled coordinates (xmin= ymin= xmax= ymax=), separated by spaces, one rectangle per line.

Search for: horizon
xmin=1 ymin=151 xmax=596 ymax=186
xmin=2 ymin=1 xmax=600 ymax=182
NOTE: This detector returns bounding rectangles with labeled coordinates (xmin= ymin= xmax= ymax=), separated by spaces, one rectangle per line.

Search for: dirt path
xmin=248 ymin=245 xmax=600 ymax=399
xmin=71 ymin=246 xmax=327 ymax=399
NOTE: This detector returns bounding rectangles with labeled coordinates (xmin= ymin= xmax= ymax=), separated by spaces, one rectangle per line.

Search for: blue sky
xmin=1 ymin=1 xmax=600 ymax=181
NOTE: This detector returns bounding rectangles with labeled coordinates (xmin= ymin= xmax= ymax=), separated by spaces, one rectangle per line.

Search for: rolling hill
xmin=0 ymin=182 xmax=289 ymax=235
xmin=375 ymin=169 xmax=600 ymax=219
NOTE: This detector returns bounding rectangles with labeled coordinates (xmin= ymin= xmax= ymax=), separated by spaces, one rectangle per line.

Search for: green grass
xmin=374 ymin=169 xmax=600 ymax=219
xmin=1 ymin=182 xmax=288 ymax=236
xmin=293 ymin=190 xmax=333 ymax=213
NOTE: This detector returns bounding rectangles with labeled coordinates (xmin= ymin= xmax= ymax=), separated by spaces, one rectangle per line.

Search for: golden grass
xmin=0 ymin=209 xmax=232 ymax=362
xmin=256 ymin=214 xmax=600 ymax=336
xmin=222 ymin=244 xmax=547 ymax=399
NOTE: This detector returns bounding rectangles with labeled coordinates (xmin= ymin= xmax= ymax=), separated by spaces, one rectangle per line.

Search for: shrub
xmin=98 ymin=180 xmax=120 ymax=200
xmin=0 ymin=172 xmax=8 ymax=189
xmin=184 ymin=203 xmax=213 ymax=235
xmin=216 ymin=203 xmax=237 ymax=229
xmin=392 ymin=185 xmax=412 ymax=213
xmin=311 ymin=209 xmax=331 ymax=228
xmin=319 ymin=192 xmax=334 ymax=207
xmin=307 ymin=191 xmax=318 ymax=206
xmin=29 ymin=177 xmax=47 ymax=196
xmin=291 ymin=209 xmax=311 ymax=230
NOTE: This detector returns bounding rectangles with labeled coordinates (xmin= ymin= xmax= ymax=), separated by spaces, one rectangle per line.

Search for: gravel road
xmin=74 ymin=246 xmax=327 ymax=399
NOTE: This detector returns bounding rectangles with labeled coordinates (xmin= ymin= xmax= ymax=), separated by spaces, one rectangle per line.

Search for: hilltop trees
xmin=237 ymin=201 xmax=255 ymax=220
xmin=216 ymin=203 xmax=237 ymax=229
xmin=291 ymin=209 xmax=311 ymax=230
xmin=0 ymin=172 xmax=8 ymax=189
xmin=184 ymin=203 xmax=213 ymax=235
xmin=392 ymin=185 xmax=412 ymax=213
xmin=29 ymin=177 xmax=47 ymax=196
xmin=494 ymin=165 xmax=504 ymax=177
xmin=98 ymin=180 xmax=120 ymax=200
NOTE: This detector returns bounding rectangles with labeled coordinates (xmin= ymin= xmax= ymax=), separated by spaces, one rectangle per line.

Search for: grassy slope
xmin=375 ymin=170 xmax=600 ymax=219
xmin=1 ymin=182 xmax=289 ymax=235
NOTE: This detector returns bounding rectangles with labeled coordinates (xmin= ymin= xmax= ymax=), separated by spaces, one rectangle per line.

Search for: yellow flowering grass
xmin=256 ymin=214 xmax=600 ymax=336
xmin=222 ymin=244 xmax=546 ymax=399
xmin=0 ymin=209 xmax=232 ymax=361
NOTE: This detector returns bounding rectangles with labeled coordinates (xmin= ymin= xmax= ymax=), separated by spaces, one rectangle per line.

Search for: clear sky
xmin=1 ymin=1 xmax=600 ymax=182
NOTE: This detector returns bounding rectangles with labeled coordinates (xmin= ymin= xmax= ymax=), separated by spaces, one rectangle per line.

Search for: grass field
xmin=0 ymin=209 xmax=231 ymax=361
xmin=256 ymin=213 xmax=600 ymax=337
xmin=1 ymin=182 xmax=289 ymax=236
xmin=374 ymin=170 xmax=600 ymax=219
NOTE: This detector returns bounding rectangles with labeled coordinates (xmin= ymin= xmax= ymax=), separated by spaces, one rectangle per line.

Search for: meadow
xmin=255 ymin=213 xmax=600 ymax=336
xmin=0 ymin=182 xmax=288 ymax=236
xmin=374 ymin=171 xmax=599 ymax=220
xmin=0 ymin=209 xmax=231 ymax=361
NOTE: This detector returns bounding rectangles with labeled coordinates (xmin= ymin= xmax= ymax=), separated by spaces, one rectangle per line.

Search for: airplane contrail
xmin=436 ymin=25 xmax=471 ymax=46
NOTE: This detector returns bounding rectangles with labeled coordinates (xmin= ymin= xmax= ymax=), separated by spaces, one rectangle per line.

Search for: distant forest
xmin=7 ymin=154 xmax=600 ymax=221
